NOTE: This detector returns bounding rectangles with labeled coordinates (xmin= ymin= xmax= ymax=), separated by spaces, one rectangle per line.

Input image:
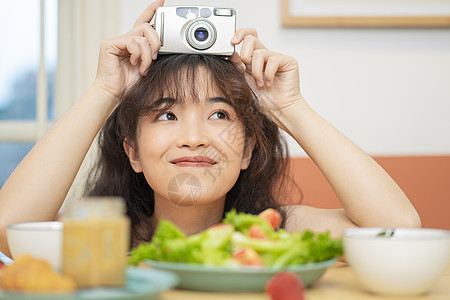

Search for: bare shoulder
xmin=281 ymin=205 xmax=358 ymax=238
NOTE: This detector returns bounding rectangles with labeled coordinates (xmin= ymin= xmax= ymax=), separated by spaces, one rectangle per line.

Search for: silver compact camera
xmin=151 ymin=6 xmax=236 ymax=56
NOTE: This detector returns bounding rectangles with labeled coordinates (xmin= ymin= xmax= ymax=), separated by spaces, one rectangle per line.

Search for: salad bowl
xmin=132 ymin=209 xmax=343 ymax=292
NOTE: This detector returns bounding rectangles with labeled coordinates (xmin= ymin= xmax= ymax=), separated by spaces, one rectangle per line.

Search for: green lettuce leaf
xmin=128 ymin=210 xmax=343 ymax=267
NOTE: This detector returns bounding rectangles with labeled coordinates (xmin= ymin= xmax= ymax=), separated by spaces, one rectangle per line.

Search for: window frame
xmin=0 ymin=0 xmax=120 ymax=199
xmin=0 ymin=0 xmax=120 ymax=143
xmin=0 ymin=0 xmax=52 ymax=142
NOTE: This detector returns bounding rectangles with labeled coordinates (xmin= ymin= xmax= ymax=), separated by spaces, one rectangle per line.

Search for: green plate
xmin=0 ymin=267 xmax=178 ymax=300
xmin=145 ymin=258 xmax=336 ymax=292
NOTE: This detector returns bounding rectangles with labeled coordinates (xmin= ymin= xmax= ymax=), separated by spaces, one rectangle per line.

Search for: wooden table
xmin=160 ymin=262 xmax=450 ymax=300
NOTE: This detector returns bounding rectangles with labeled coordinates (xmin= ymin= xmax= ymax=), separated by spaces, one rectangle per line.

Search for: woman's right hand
xmin=94 ymin=0 xmax=164 ymax=99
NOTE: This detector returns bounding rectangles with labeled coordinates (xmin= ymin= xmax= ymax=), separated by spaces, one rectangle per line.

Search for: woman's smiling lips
xmin=169 ymin=156 xmax=218 ymax=168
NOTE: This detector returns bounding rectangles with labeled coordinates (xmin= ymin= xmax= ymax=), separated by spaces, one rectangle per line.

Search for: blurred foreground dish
xmin=343 ymin=227 xmax=450 ymax=296
xmin=62 ymin=197 xmax=130 ymax=288
xmin=6 ymin=221 xmax=62 ymax=270
xmin=0 ymin=255 xmax=76 ymax=292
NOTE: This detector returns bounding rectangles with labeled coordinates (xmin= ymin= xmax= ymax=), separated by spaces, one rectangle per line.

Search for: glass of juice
xmin=61 ymin=197 xmax=130 ymax=287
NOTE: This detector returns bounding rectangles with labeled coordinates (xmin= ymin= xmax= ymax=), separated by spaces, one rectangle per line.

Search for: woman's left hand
xmin=229 ymin=28 xmax=303 ymax=130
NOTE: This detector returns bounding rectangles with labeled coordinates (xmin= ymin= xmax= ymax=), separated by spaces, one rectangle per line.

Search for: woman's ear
xmin=240 ymin=136 xmax=256 ymax=170
xmin=123 ymin=138 xmax=143 ymax=173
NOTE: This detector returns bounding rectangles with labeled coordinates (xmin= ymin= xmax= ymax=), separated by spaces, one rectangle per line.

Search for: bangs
xmin=117 ymin=54 xmax=257 ymax=140
xmin=138 ymin=55 xmax=234 ymax=115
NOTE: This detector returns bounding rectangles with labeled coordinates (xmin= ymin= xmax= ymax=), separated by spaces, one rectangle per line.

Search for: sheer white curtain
xmin=56 ymin=0 xmax=120 ymax=204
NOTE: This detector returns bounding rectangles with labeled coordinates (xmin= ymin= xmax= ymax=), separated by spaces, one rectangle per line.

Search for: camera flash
xmin=214 ymin=8 xmax=234 ymax=17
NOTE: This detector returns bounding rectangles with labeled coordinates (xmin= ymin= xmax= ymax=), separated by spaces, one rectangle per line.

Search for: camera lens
xmin=194 ymin=27 xmax=209 ymax=42
xmin=186 ymin=20 xmax=216 ymax=50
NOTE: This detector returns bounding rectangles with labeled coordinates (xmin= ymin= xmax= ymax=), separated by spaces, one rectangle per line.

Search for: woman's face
xmin=124 ymin=72 xmax=254 ymax=208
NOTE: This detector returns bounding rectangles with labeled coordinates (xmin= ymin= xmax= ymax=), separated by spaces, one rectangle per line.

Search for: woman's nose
xmin=176 ymin=119 xmax=210 ymax=150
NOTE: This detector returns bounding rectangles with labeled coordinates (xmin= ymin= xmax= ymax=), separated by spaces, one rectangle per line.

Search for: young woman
xmin=0 ymin=0 xmax=420 ymax=255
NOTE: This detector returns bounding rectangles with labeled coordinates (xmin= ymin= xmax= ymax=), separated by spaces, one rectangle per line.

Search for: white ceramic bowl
xmin=6 ymin=221 xmax=63 ymax=270
xmin=343 ymin=227 xmax=450 ymax=296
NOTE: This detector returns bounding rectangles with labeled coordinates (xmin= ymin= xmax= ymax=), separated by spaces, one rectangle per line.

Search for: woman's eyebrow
xmin=150 ymin=97 xmax=177 ymax=109
xmin=208 ymin=97 xmax=234 ymax=107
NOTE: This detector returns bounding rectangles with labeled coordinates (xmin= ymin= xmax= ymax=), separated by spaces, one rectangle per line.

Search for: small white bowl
xmin=6 ymin=221 xmax=63 ymax=270
xmin=343 ymin=227 xmax=450 ymax=296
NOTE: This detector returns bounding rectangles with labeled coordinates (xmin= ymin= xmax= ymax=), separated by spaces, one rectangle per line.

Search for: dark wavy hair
xmin=85 ymin=54 xmax=290 ymax=246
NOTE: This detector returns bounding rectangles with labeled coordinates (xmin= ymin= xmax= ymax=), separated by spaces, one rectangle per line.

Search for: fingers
xmin=231 ymin=28 xmax=265 ymax=68
xmin=230 ymin=28 xmax=267 ymax=76
xmin=231 ymin=28 xmax=259 ymax=45
xmin=113 ymin=22 xmax=160 ymax=75
xmin=131 ymin=37 xmax=152 ymax=75
xmin=230 ymin=28 xmax=296 ymax=88
xmin=129 ymin=0 xmax=164 ymax=70
xmin=129 ymin=23 xmax=161 ymax=60
xmin=263 ymin=54 xmax=285 ymax=87
xmin=133 ymin=0 xmax=165 ymax=28
xmin=235 ymin=34 xmax=271 ymax=87
xmin=106 ymin=33 xmax=155 ymax=76
xmin=239 ymin=35 xmax=265 ymax=70
xmin=248 ymin=49 xmax=295 ymax=88
xmin=251 ymin=49 xmax=278 ymax=87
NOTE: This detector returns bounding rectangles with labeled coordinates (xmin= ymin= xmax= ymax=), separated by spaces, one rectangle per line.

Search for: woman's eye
xmin=210 ymin=110 xmax=230 ymax=120
xmin=157 ymin=112 xmax=177 ymax=121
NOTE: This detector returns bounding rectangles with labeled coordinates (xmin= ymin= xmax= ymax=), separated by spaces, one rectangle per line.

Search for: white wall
xmin=120 ymin=0 xmax=450 ymax=157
